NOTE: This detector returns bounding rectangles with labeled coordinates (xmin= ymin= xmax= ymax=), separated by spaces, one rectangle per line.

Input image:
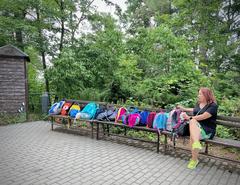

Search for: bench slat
xmin=205 ymin=137 xmax=240 ymax=148
xmin=216 ymin=120 xmax=240 ymax=128
xmin=65 ymin=99 xmax=108 ymax=105
xmin=92 ymin=120 xmax=159 ymax=133
xmin=49 ymin=115 xmax=69 ymax=119
xmin=217 ymin=115 xmax=240 ymax=122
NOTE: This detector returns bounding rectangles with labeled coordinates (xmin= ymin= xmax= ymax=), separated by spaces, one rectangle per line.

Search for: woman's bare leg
xmin=189 ymin=119 xmax=201 ymax=161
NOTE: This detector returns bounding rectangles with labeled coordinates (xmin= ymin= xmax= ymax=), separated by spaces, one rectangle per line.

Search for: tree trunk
xmin=36 ymin=6 xmax=50 ymax=96
xmin=59 ymin=0 xmax=65 ymax=52
xmin=14 ymin=12 xmax=25 ymax=50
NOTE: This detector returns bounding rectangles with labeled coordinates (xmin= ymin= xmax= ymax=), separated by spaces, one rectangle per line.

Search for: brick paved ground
xmin=0 ymin=121 xmax=239 ymax=185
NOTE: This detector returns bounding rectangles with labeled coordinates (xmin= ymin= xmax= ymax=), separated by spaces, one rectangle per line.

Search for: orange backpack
xmin=61 ymin=102 xmax=73 ymax=115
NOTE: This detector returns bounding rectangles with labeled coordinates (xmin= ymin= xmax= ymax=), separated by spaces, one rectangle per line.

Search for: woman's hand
xmin=176 ymin=105 xmax=184 ymax=111
xmin=181 ymin=112 xmax=191 ymax=120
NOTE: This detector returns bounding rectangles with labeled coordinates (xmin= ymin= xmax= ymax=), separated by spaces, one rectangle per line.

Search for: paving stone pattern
xmin=0 ymin=121 xmax=239 ymax=185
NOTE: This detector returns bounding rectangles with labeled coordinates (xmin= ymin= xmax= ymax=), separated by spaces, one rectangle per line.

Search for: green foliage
xmin=0 ymin=113 xmax=26 ymax=125
xmin=1 ymin=0 xmax=240 ymax=140
xmin=212 ymin=71 xmax=240 ymax=99
xmin=47 ymin=48 xmax=88 ymax=99
xmin=216 ymin=125 xmax=234 ymax=139
xmin=218 ymin=97 xmax=240 ymax=117
xmin=127 ymin=130 xmax=157 ymax=141
xmin=26 ymin=47 xmax=45 ymax=113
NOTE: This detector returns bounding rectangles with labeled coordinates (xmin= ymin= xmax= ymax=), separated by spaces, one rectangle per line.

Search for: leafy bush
xmin=0 ymin=113 xmax=27 ymax=125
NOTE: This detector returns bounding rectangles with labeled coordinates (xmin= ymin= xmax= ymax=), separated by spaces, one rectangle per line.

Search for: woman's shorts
xmin=196 ymin=122 xmax=215 ymax=140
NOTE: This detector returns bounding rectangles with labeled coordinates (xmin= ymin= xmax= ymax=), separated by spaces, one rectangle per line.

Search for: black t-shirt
xmin=193 ymin=102 xmax=218 ymax=133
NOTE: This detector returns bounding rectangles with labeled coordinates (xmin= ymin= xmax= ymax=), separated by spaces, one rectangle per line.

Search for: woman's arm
xmin=176 ymin=105 xmax=194 ymax=112
xmin=191 ymin=112 xmax=212 ymax=121
xmin=183 ymin=112 xmax=212 ymax=121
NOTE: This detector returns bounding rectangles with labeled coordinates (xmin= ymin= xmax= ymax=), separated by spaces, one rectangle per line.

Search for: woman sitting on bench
xmin=177 ymin=87 xmax=218 ymax=169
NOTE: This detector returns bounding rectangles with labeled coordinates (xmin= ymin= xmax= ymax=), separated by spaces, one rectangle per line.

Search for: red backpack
xmin=61 ymin=102 xmax=73 ymax=115
xmin=146 ymin=112 xmax=156 ymax=128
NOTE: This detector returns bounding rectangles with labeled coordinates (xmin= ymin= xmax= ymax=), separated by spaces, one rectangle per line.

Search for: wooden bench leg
xmin=157 ymin=132 xmax=160 ymax=153
xmin=51 ymin=117 xmax=54 ymax=131
xmin=102 ymin=124 xmax=106 ymax=135
xmin=107 ymin=124 xmax=110 ymax=136
xmin=205 ymin=142 xmax=209 ymax=154
xmin=67 ymin=117 xmax=71 ymax=129
xmin=96 ymin=122 xmax=99 ymax=140
xmin=164 ymin=134 xmax=167 ymax=154
xmin=91 ymin=122 xmax=94 ymax=139
xmin=173 ymin=134 xmax=176 ymax=149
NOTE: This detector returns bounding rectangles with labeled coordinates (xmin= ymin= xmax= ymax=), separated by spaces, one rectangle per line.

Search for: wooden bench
xmin=156 ymin=115 xmax=240 ymax=163
xmin=48 ymin=100 xmax=240 ymax=162
xmin=48 ymin=99 xmax=108 ymax=129
xmin=204 ymin=115 xmax=240 ymax=156
xmin=89 ymin=115 xmax=240 ymax=162
xmin=89 ymin=120 xmax=161 ymax=153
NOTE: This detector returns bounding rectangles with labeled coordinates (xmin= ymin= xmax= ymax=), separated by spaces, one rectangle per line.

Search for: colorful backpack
xmin=61 ymin=102 xmax=73 ymax=115
xmin=69 ymin=104 xmax=81 ymax=118
xmin=48 ymin=100 xmax=65 ymax=115
xmin=139 ymin=110 xmax=150 ymax=126
xmin=75 ymin=112 xmax=91 ymax=120
xmin=96 ymin=109 xmax=115 ymax=121
xmin=115 ymin=107 xmax=127 ymax=123
xmin=94 ymin=105 xmax=106 ymax=119
xmin=122 ymin=114 xmax=130 ymax=125
xmin=146 ymin=112 xmax=156 ymax=128
xmin=122 ymin=106 xmax=140 ymax=124
xmin=128 ymin=107 xmax=139 ymax=114
xmin=166 ymin=109 xmax=183 ymax=131
xmin=108 ymin=109 xmax=118 ymax=121
xmin=128 ymin=113 xmax=141 ymax=127
xmin=79 ymin=102 xmax=99 ymax=119
xmin=153 ymin=112 xmax=168 ymax=130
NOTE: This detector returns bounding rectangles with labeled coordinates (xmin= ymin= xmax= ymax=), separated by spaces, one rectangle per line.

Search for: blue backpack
xmin=69 ymin=104 xmax=81 ymax=118
xmin=153 ymin=112 xmax=168 ymax=130
xmin=139 ymin=110 xmax=150 ymax=126
xmin=48 ymin=100 xmax=65 ymax=115
xmin=80 ymin=102 xmax=99 ymax=119
xmin=128 ymin=106 xmax=139 ymax=114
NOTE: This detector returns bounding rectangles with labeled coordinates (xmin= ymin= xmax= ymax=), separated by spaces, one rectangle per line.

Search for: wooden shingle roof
xmin=0 ymin=45 xmax=30 ymax=62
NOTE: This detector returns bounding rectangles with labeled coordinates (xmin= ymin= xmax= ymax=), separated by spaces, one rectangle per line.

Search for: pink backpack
xmin=115 ymin=107 xmax=127 ymax=123
xmin=128 ymin=113 xmax=141 ymax=127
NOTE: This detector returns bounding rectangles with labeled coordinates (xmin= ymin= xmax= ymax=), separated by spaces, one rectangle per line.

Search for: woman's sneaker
xmin=187 ymin=159 xmax=199 ymax=169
